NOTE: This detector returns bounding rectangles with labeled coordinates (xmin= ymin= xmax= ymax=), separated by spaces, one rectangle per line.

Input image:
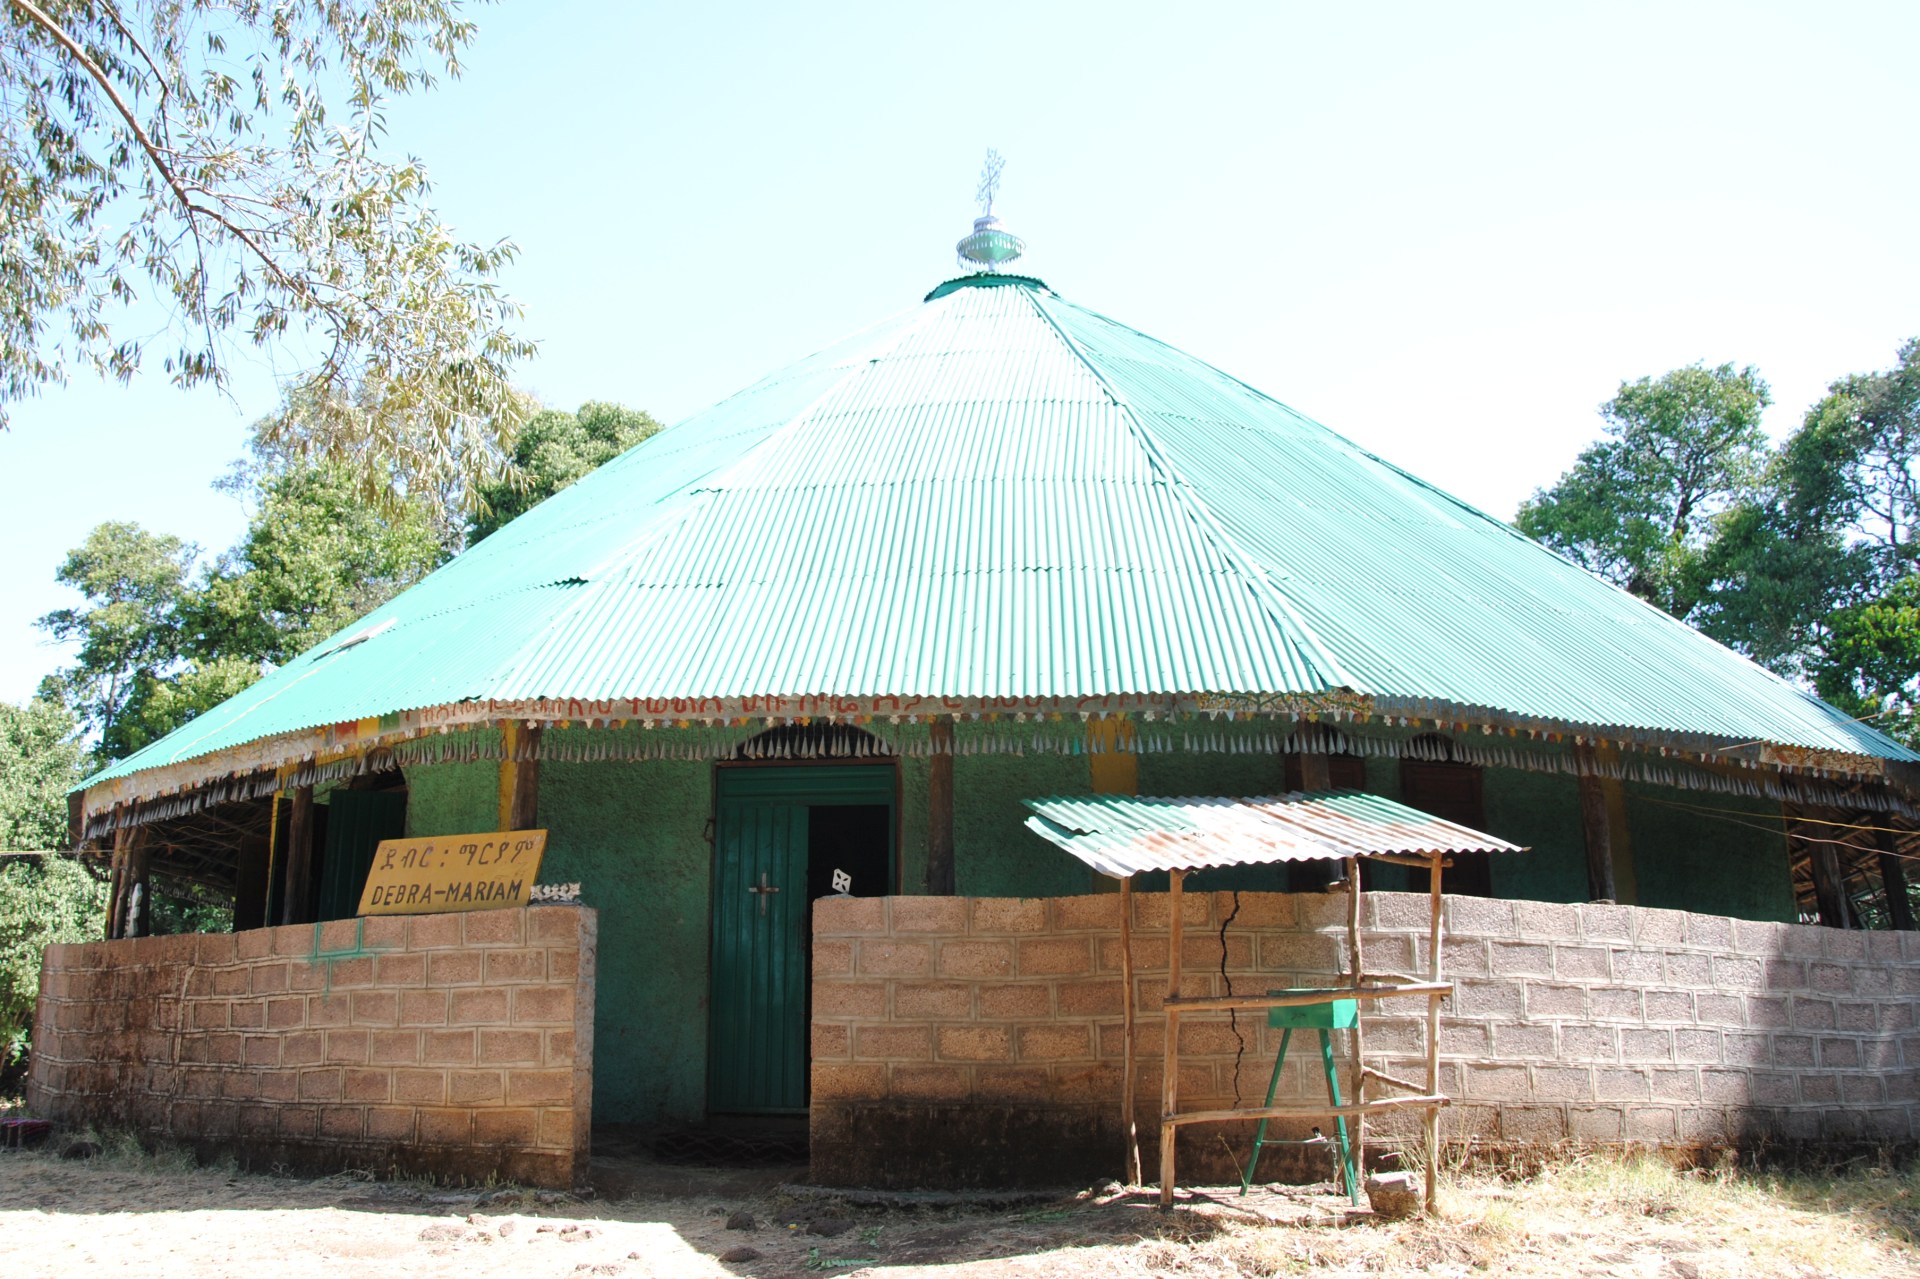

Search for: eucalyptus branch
xmin=1 ymin=0 xmax=530 ymax=523
xmin=96 ymin=0 xmax=171 ymax=117
xmin=10 ymin=0 xmax=195 ymax=236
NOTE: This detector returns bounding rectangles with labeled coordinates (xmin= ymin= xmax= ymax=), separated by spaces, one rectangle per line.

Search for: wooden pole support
xmin=232 ymin=830 xmax=272 ymax=933
xmin=1165 ymin=1094 xmax=1451 ymax=1127
xmin=282 ymin=785 xmax=315 ymax=927
xmin=512 ymin=725 xmax=542 ymax=829
xmin=1346 ymin=855 xmax=1366 ymax=1189
xmin=104 ymin=824 xmax=128 ymax=941
xmin=1162 ymin=983 xmax=1450 ymax=1012
xmin=1877 ymin=828 xmax=1914 ymax=931
xmin=1159 ymin=868 xmax=1185 ymax=1209
xmin=1575 ymin=744 xmax=1617 ymax=902
xmin=1362 ymin=1065 xmax=1431 ymax=1095
xmin=1424 ymin=851 xmax=1444 ymax=1214
xmin=1808 ymin=837 xmax=1853 ymax=929
xmin=125 ymin=833 xmax=151 ymax=938
xmin=1120 ymin=874 xmax=1141 ymax=1185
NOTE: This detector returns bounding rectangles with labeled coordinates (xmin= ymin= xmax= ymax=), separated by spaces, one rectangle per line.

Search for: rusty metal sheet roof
xmin=1023 ymin=791 xmax=1527 ymax=879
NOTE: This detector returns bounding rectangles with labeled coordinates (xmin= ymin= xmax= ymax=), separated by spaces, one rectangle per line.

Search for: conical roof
xmin=89 ymin=272 xmax=1914 ymax=793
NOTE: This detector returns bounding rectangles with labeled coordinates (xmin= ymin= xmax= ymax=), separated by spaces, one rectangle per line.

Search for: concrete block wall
xmin=810 ymin=892 xmax=1920 ymax=1188
xmin=26 ymin=906 xmax=596 ymax=1189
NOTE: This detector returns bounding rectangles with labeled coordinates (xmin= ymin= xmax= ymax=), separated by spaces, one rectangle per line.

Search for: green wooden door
xmin=709 ymin=765 xmax=893 ymax=1115
xmin=709 ymin=800 xmax=811 ymax=1114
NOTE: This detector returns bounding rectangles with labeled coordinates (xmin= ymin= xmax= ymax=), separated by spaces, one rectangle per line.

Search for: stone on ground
xmin=1365 ymin=1171 xmax=1421 ymax=1218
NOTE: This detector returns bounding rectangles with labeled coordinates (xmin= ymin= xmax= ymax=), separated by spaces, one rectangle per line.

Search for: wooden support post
xmin=1345 ymin=856 xmax=1366 ymax=1191
xmin=1165 ymin=983 xmax=1451 ymax=1012
xmin=125 ymin=833 xmax=151 ymax=938
xmin=1166 ymin=1094 xmax=1450 ymax=1125
xmin=264 ymin=790 xmax=284 ymax=927
xmin=1159 ymin=868 xmax=1186 ymax=1209
xmin=1120 ymin=875 xmax=1141 ymax=1185
xmin=105 ymin=824 xmax=129 ymax=940
xmin=1424 ymin=852 xmax=1444 ymax=1214
xmin=1808 ymin=838 xmax=1853 ymax=929
xmin=281 ymin=785 xmax=316 ymax=927
xmin=232 ymin=832 xmax=272 ymax=932
xmin=927 ymin=719 xmax=956 ymax=894
xmin=1878 ymin=829 xmax=1914 ymax=931
xmin=1575 ymin=744 xmax=1616 ymax=902
xmin=497 ymin=721 xmax=517 ymax=831
xmin=511 ymin=725 xmax=542 ymax=829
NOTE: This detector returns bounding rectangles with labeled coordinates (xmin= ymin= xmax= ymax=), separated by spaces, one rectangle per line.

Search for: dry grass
xmin=2 ymin=1135 xmax=1918 ymax=1277
xmin=1107 ymin=1155 xmax=1920 ymax=1279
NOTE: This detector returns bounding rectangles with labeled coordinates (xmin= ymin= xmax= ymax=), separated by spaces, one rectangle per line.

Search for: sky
xmin=4 ymin=0 xmax=1919 ymax=703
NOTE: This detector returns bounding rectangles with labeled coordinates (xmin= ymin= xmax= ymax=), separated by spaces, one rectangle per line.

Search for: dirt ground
xmin=2 ymin=1134 xmax=1919 ymax=1278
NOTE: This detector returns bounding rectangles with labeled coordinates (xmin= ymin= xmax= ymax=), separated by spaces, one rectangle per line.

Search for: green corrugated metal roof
xmin=87 ymin=273 xmax=1916 ymax=790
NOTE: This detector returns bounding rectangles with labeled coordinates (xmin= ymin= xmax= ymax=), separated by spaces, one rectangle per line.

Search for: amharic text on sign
xmin=357 ymin=830 xmax=548 ymax=915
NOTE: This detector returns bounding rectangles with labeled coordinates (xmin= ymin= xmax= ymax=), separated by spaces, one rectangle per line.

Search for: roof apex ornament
xmin=956 ymin=148 xmax=1025 ymax=273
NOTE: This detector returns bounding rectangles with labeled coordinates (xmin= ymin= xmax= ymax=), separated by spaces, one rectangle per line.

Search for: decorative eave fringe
xmin=82 ymin=712 xmax=1917 ymax=839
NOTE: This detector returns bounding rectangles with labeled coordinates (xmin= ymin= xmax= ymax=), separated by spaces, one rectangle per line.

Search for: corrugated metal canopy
xmin=87 ymin=271 xmax=1917 ymax=793
xmin=1024 ymin=791 xmax=1527 ymax=879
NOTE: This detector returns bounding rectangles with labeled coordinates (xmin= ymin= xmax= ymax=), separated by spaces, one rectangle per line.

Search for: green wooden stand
xmin=1239 ymin=995 xmax=1361 ymax=1204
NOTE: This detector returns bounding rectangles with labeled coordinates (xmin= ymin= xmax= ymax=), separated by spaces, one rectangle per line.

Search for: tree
xmin=0 ymin=853 xmax=103 ymax=1072
xmin=1520 ymin=343 xmax=1920 ymax=748
xmin=38 ymin=464 xmax=446 ymax=761
xmin=1686 ymin=498 xmax=1867 ymax=675
xmin=469 ymin=400 xmax=663 ymax=542
xmin=107 ymin=654 xmax=266 ymax=764
xmin=1516 ymin=363 xmax=1772 ymax=620
xmin=35 ymin=521 xmax=196 ymax=758
xmin=246 ymin=378 xmax=534 ymax=540
xmin=0 ymin=698 xmax=85 ymax=850
xmin=1777 ymin=338 xmax=1920 ymax=581
xmin=1758 ymin=340 xmax=1920 ymax=731
xmin=1 ymin=0 xmax=532 ymax=512
xmin=1812 ymin=575 xmax=1920 ymax=744
xmin=196 ymin=461 xmax=445 ymax=663
xmin=36 ymin=399 xmax=650 ymax=763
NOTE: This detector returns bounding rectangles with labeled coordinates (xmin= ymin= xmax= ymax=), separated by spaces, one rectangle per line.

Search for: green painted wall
xmin=1626 ymin=783 xmax=1797 ymax=922
xmin=952 ymin=749 xmax=1093 ymax=897
xmin=899 ymin=754 xmax=930 ymax=892
xmin=1137 ymin=748 xmax=1279 ymax=799
xmin=538 ymin=754 xmax=714 ymax=1126
xmin=943 ymin=738 xmax=1294 ymax=896
xmin=403 ymin=760 xmax=495 ymax=837
xmin=1483 ymin=767 xmax=1589 ymax=904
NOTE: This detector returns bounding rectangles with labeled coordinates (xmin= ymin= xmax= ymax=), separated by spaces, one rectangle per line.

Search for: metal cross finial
xmin=976 ymin=149 xmax=1005 ymax=216
xmin=747 ymin=870 xmax=781 ymax=917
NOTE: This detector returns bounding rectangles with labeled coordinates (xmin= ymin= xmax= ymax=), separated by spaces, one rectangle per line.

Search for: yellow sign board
xmin=357 ymin=829 xmax=548 ymax=916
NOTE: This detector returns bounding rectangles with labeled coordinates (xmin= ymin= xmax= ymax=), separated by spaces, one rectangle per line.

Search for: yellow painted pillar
xmin=498 ymin=722 xmax=542 ymax=831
